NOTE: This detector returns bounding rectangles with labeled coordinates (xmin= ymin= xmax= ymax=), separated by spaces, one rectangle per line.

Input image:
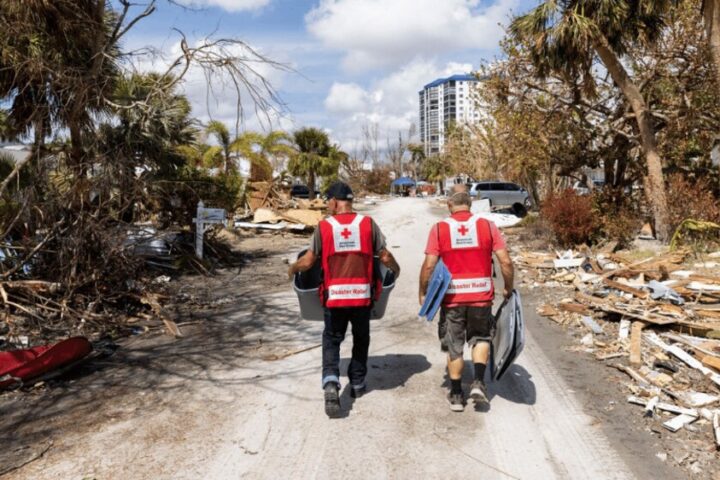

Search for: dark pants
xmin=322 ymin=306 xmax=371 ymax=388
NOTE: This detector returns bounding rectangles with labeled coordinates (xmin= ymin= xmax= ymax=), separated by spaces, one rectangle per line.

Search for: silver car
xmin=468 ymin=181 xmax=532 ymax=211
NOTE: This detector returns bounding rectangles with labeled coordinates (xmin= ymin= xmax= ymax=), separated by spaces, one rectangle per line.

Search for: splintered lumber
xmin=630 ymin=322 xmax=645 ymax=365
xmin=628 ymin=396 xmax=698 ymax=416
xmin=575 ymin=292 xmax=676 ymax=326
xmin=645 ymin=334 xmax=720 ymax=387
xmin=280 ymin=209 xmax=323 ymax=227
xmin=537 ymin=304 xmax=560 ymax=317
xmin=689 ymin=274 xmax=720 ymax=285
xmin=701 ymin=355 xmax=720 ymax=373
xmin=611 ymin=363 xmax=650 ymax=386
xmin=664 ymin=414 xmax=698 ymax=432
xmin=696 ymin=309 xmax=720 ymax=320
xmin=603 ymin=278 xmax=649 ymax=299
xmin=559 ymin=303 xmax=591 ymax=314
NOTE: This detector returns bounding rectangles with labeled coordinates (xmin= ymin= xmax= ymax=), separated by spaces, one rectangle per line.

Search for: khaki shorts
xmin=442 ymin=305 xmax=494 ymax=359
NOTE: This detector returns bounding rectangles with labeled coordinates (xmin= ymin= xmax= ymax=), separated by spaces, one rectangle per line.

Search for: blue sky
xmin=122 ymin=0 xmax=536 ymax=151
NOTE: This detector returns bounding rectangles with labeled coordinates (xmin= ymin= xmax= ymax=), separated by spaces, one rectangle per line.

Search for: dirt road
xmin=3 ymin=198 xmax=684 ymax=479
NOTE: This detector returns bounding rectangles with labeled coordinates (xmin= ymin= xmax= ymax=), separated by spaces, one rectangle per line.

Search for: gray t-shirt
xmin=309 ymin=215 xmax=387 ymax=255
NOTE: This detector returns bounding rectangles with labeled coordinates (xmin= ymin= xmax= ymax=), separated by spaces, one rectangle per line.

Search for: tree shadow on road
xmin=0 ymin=278 xmax=322 ymax=467
xmin=336 ymin=353 xmax=432 ymax=418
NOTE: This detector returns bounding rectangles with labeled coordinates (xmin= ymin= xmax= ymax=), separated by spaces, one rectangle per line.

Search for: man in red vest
xmin=419 ymin=188 xmax=514 ymax=412
xmin=289 ymin=181 xmax=400 ymax=418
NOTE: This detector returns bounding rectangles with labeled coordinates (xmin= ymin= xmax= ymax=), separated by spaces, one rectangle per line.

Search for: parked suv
xmin=467 ymin=181 xmax=532 ymax=211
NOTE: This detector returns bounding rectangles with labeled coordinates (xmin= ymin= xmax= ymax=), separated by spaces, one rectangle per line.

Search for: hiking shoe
xmin=447 ymin=391 xmax=465 ymax=412
xmin=324 ymin=383 xmax=341 ymax=418
xmin=470 ymin=380 xmax=489 ymax=407
xmin=350 ymin=382 xmax=367 ymax=399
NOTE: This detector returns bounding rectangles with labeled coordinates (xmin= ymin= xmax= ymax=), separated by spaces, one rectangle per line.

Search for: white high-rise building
xmin=418 ymin=74 xmax=483 ymax=157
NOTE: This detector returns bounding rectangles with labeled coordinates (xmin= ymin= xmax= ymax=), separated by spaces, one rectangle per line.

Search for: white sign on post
xmin=194 ymin=201 xmax=227 ymax=259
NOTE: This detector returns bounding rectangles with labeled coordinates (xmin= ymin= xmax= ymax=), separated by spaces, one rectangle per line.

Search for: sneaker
xmin=324 ymin=382 xmax=341 ymax=418
xmin=469 ymin=380 xmax=489 ymax=406
xmin=447 ymin=391 xmax=465 ymax=412
xmin=350 ymin=382 xmax=367 ymax=399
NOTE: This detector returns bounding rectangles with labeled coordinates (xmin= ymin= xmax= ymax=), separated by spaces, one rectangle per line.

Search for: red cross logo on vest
xmin=341 ymin=228 xmax=352 ymax=239
xmin=458 ymin=225 xmax=469 ymax=236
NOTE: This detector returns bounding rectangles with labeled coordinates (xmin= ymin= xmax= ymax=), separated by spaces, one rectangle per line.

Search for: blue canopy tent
xmin=391 ymin=176 xmax=416 ymax=196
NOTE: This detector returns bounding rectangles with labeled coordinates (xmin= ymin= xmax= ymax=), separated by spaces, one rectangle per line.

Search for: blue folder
xmin=418 ymin=260 xmax=451 ymax=322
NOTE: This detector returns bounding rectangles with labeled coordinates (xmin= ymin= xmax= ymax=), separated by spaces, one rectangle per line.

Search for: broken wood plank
xmin=701 ymin=355 xmax=720 ymax=373
xmin=537 ymin=304 xmax=560 ymax=317
xmin=611 ymin=363 xmax=650 ymax=386
xmin=663 ymin=413 xmax=698 ymax=432
xmin=596 ymin=352 xmax=627 ymax=361
xmin=575 ymin=292 xmax=676 ymax=325
xmin=603 ymin=278 xmax=649 ymax=299
xmin=628 ymin=396 xmax=698 ymax=416
xmin=630 ymin=322 xmax=645 ymax=366
xmin=559 ymin=303 xmax=591 ymax=314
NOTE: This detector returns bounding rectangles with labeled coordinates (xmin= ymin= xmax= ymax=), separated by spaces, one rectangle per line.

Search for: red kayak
xmin=0 ymin=337 xmax=93 ymax=389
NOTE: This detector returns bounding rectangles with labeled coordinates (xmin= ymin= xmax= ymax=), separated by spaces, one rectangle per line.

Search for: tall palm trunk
xmin=594 ymin=35 xmax=670 ymax=241
xmin=705 ymin=0 xmax=720 ymax=94
xmin=308 ymin=170 xmax=316 ymax=200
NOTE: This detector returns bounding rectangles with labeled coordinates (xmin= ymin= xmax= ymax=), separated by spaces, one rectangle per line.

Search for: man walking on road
xmin=289 ymin=181 xmax=400 ymax=418
xmin=419 ymin=188 xmax=514 ymax=412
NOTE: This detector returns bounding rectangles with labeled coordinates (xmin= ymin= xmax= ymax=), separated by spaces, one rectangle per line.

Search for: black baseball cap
xmin=325 ymin=181 xmax=354 ymax=201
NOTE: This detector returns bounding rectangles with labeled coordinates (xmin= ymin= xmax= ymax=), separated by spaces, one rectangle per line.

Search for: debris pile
xmin=521 ymin=247 xmax=720 ymax=466
xmin=236 ymin=181 xmax=328 ymax=232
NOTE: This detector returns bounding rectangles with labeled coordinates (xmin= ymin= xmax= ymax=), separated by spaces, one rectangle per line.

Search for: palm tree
xmin=203 ymin=123 xmax=294 ymax=180
xmin=233 ymin=130 xmax=295 ymax=181
xmin=0 ymin=1 xmax=120 ymax=169
xmin=510 ymin=1 xmax=672 ymax=240
xmin=289 ymin=127 xmax=343 ymax=199
xmin=204 ymin=121 xmax=234 ymax=174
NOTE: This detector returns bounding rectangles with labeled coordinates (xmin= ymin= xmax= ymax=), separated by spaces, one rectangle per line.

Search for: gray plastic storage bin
xmin=293 ymin=251 xmax=395 ymax=321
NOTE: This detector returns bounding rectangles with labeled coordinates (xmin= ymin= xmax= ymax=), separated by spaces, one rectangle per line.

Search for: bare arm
xmin=378 ymin=248 xmax=400 ymax=279
xmin=494 ymin=248 xmax=514 ymax=298
xmin=287 ymin=250 xmax=318 ymax=280
xmin=418 ymin=254 xmax=439 ymax=305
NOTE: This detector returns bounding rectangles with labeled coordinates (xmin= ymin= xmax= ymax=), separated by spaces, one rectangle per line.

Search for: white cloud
xmin=306 ymin=0 xmax=518 ymax=72
xmin=176 ymin=0 xmax=272 ymax=12
xmin=324 ymin=83 xmax=369 ymax=114
xmin=324 ymin=58 xmax=475 ymax=148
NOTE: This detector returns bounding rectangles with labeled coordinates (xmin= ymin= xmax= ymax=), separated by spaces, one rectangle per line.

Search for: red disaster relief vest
xmin=319 ymin=213 xmax=375 ymax=308
xmin=438 ymin=213 xmax=494 ymax=305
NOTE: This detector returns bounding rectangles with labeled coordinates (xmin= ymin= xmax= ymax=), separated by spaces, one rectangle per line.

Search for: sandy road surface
xmin=4 ymin=197 xmax=681 ymax=479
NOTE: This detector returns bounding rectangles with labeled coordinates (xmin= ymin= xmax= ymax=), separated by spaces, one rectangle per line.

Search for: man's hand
xmin=419 ymin=254 xmax=439 ymax=309
xmin=503 ymin=287 xmax=512 ymax=299
xmin=288 ymin=250 xmax=317 ymax=281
